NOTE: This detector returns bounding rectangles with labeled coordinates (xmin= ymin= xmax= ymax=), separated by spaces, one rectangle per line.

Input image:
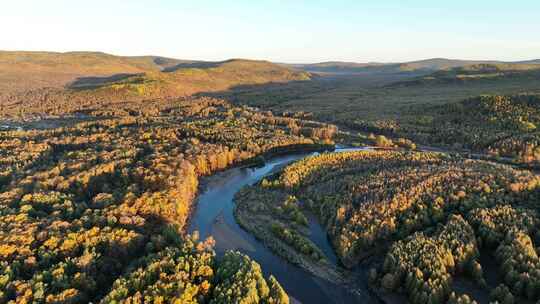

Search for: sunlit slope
xmin=0 ymin=51 xmax=188 ymax=93
xmin=91 ymin=59 xmax=311 ymax=96
xmin=0 ymin=53 xmax=311 ymax=118
xmin=390 ymin=63 xmax=540 ymax=86
xmin=289 ymin=58 xmax=540 ymax=75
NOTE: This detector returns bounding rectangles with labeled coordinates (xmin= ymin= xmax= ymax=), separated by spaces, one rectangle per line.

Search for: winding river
xmin=188 ymin=147 xmax=378 ymax=304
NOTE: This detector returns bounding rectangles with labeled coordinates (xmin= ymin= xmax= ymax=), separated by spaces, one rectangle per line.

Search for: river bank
xmin=232 ymin=147 xmax=386 ymax=304
xmin=185 ymin=141 xmax=538 ymax=303
xmin=186 ymin=146 xmax=377 ymax=303
xmin=180 ymin=142 xmax=335 ymax=234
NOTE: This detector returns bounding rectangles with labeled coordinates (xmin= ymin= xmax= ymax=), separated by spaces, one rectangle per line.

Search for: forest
xmin=0 ymin=52 xmax=310 ymax=120
xmin=348 ymin=94 xmax=540 ymax=166
xmin=1 ymin=49 xmax=540 ymax=304
xmin=0 ymin=96 xmax=335 ymax=303
xmin=235 ymin=150 xmax=540 ymax=303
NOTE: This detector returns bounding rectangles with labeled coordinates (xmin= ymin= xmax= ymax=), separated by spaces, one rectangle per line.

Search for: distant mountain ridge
xmin=288 ymin=58 xmax=540 ymax=74
xmin=518 ymin=59 xmax=540 ymax=64
xmin=0 ymin=51 xmax=195 ymax=93
xmin=1 ymin=50 xmax=538 ymax=98
xmin=0 ymin=51 xmax=310 ymax=96
xmin=0 ymin=52 xmax=311 ymax=118
xmin=386 ymin=62 xmax=540 ymax=87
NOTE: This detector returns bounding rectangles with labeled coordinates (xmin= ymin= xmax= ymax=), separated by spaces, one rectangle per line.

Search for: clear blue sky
xmin=2 ymin=0 xmax=539 ymax=63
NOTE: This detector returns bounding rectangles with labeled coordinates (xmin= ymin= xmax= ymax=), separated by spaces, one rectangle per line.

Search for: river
xmin=187 ymin=147 xmax=378 ymax=304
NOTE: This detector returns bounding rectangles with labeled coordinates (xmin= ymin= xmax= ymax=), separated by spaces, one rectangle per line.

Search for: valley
xmin=1 ymin=50 xmax=540 ymax=304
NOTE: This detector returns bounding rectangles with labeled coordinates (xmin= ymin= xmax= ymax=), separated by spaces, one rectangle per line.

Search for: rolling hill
xmin=0 ymin=51 xmax=309 ymax=93
xmin=388 ymin=63 xmax=540 ymax=87
xmin=0 ymin=52 xmax=311 ymax=119
xmin=286 ymin=61 xmax=386 ymax=74
xmin=289 ymin=58 xmax=540 ymax=75
xmin=0 ymin=51 xmax=194 ymax=93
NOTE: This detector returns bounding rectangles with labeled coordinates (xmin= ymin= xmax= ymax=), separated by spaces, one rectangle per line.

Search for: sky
xmin=2 ymin=0 xmax=540 ymax=63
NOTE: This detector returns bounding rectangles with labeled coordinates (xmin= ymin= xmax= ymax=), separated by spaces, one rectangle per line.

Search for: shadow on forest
xmin=162 ymin=60 xmax=225 ymax=72
xmin=194 ymin=78 xmax=342 ymax=109
xmin=193 ymin=72 xmax=423 ymax=110
xmin=163 ymin=59 xmax=272 ymax=72
xmin=66 ymin=73 xmax=143 ymax=90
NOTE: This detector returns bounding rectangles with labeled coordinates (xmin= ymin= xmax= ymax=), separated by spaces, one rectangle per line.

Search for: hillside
xmin=0 ymin=52 xmax=311 ymax=119
xmin=287 ymin=61 xmax=386 ymax=74
xmin=67 ymin=59 xmax=311 ymax=94
xmin=289 ymin=58 xmax=540 ymax=75
xmin=0 ymin=51 xmax=192 ymax=93
xmin=289 ymin=58 xmax=497 ymax=75
xmin=518 ymin=59 xmax=540 ymax=64
xmin=389 ymin=63 xmax=540 ymax=87
xmin=398 ymin=58 xmax=498 ymax=71
xmin=358 ymin=58 xmax=496 ymax=74
xmin=349 ymin=94 xmax=540 ymax=164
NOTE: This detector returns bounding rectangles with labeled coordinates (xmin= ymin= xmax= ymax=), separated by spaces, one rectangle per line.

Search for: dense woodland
xmin=0 ymin=96 xmax=337 ymax=303
xmin=236 ymin=150 xmax=540 ymax=303
xmin=2 ymin=51 xmax=540 ymax=304
xmin=388 ymin=64 xmax=540 ymax=87
xmin=348 ymin=94 xmax=540 ymax=165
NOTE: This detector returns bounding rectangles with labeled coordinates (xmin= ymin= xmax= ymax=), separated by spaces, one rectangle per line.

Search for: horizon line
xmin=1 ymin=48 xmax=539 ymax=65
